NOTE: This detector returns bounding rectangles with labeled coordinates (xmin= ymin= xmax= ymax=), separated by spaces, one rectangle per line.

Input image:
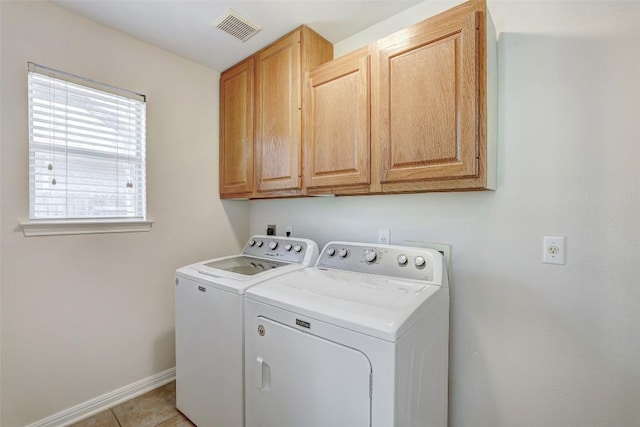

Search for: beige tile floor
xmin=70 ymin=382 xmax=195 ymax=427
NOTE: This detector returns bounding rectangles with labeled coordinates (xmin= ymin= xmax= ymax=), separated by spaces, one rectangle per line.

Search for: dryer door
xmin=247 ymin=316 xmax=371 ymax=427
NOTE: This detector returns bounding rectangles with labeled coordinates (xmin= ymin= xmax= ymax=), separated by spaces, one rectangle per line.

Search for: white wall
xmin=0 ymin=2 xmax=249 ymax=426
xmin=0 ymin=0 xmax=2 ymax=420
xmin=250 ymin=1 xmax=640 ymax=426
xmin=0 ymin=2 xmax=3 ymax=424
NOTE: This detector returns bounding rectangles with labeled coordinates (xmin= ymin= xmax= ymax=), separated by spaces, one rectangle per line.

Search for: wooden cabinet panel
xmin=253 ymin=27 xmax=333 ymax=196
xmin=255 ymin=31 xmax=302 ymax=193
xmin=374 ymin=0 xmax=489 ymax=191
xmin=219 ymin=58 xmax=254 ymax=198
xmin=389 ymin=38 xmax=458 ymax=168
xmin=219 ymin=26 xmax=332 ymax=199
xmin=304 ymin=48 xmax=370 ymax=191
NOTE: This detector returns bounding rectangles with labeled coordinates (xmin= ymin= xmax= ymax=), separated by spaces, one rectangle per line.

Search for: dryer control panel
xmin=317 ymin=241 xmax=446 ymax=285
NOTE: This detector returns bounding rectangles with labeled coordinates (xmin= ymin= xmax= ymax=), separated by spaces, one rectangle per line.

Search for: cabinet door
xmin=220 ymin=58 xmax=254 ymax=197
xmin=246 ymin=316 xmax=371 ymax=427
xmin=304 ymin=48 xmax=370 ymax=191
xmin=374 ymin=2 xmax=479 ymax=187
xmin=255 ymin=31 xmax=302 ymax=193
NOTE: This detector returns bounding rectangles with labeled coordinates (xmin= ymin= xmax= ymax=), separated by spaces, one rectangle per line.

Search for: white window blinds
xmin=28 ymin=62 xmax=147 ymax=220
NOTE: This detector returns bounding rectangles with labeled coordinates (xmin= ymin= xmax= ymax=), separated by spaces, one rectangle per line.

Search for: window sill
xmin=19 ymin=219 xmax=154 ymax=237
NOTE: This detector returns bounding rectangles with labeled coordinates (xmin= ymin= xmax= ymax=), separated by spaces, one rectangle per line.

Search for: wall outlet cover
xmin=543 ymin=236 xmax=566 ymax=264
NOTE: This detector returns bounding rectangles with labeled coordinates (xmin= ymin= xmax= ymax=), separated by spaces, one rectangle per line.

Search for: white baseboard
xmin=26 ymin=367 xmax=176 ymax=427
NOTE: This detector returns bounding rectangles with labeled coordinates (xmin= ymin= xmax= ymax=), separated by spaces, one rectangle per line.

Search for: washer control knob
xmin=339 ymin=248 xmax=349 ymax=258
xmin=284 ymin=244 xmax=293 ymax=251
xmin=327 ymin=247 xmax=336 ymax=257
xmin=248 ymin=240 xmax=256 ymax=246
xmin=364 ymin=250 xmax=377 ymax=263
xmin=256 ymin=241 xmax=264 ymax=247
xmin=397 ymin=254 xmax=408 ymax=266
xmin=268 ymin=241 xmax=278 ymax=250
xmin=414 ymin=256 xmax=426 ymax=268
xmin=293 ymin=245 xmax=303 ymax=253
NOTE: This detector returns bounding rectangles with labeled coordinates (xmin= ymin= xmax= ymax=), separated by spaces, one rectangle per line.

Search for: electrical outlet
xmin=285 ymin=225 xmax=293 ymax=237
xmin=543 ymin=236 xmax=565 ymax=264
xmin=378 ymin=229 xmax=390 ymax=244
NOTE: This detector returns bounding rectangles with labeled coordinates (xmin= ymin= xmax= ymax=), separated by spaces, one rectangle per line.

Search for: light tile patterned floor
xmin=70 ymin=382 xmax=195 ymax=427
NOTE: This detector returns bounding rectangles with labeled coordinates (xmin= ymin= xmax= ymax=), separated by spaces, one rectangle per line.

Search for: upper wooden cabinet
xmin=304 ymin=47 xmax=371 ymax=194
xmin=219 ymin=0 xmax=495 ymax=199
xmin=219 ymin=58 xmax=254 ymax=198
xmin=220 ymin=26 xmax=332 ymax=199
xmin=373 ymin=0 xmax=496 ymax=192
xmin=255 ymin=31 xmax=302 ymax=193
xmin=299 ymin=0 xmax=495 ymax=196
xmin=254 ymin=27 xmax=333 ymax=196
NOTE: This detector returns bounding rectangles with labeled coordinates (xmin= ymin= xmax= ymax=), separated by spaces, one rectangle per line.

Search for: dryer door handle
xmin=256 ymin=356 xmax=271 ymax=391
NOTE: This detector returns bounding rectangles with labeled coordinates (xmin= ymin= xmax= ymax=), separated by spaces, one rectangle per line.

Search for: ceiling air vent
xmin=215 ymin=9 xmax=262 ymax=42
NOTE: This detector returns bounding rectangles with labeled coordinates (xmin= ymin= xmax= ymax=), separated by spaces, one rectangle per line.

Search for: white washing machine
xmin=244 ymin=241 xmax=449 ymax=427
xmin=175 ymin=235 xmax=319 ymax=427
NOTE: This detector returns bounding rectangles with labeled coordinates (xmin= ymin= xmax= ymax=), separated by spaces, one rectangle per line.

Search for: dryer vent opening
xmin=215 ymin=9 xmax=262 ymax=42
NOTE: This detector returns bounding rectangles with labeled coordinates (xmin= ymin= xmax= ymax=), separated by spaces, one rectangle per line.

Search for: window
xmin=27 ymin=62 xmax=147 ymax=224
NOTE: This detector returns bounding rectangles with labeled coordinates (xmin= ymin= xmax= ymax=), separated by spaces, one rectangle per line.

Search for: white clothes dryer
xmin=175 ymin=235 xmax=319 ymax=427
xmin=244 ymin=241 xmax=449 ymax=427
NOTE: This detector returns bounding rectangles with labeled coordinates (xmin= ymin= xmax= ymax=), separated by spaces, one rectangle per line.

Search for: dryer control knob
xmin=327 ymin=247 xmax=336 ymax=257
xmin=284 ymin=244 xmax=293 ymax=251
xmin=339 ymin=248 xmax=349 ymax=258
xmin=293 ymin=245 xmax=302 ymax=252
xmin=256 ymin=241 xmax=264 ymax=247
xmin=397 ymin=254 xmax=408 ymax=266
xmin=364 ymin=250 xmax=377 ymax=263
xmin=248 ymin=240 xmax=256 ymax=246
xmin=269 ymin=241 xmax=278 ymax=250
xmin=414 ymin=256 xmax=426 ymax=267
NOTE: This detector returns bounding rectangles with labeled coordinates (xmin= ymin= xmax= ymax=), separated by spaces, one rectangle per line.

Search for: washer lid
xmin=177 ymin=257 xmax=307 ymax=294
xmin=245 ymin=267 xmax=448 ymax=342
xmin=199 ymin=255 xmax=289 ymax=277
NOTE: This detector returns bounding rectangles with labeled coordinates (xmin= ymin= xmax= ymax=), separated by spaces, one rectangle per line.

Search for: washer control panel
xmin=317 ymin=241 xmax=445 ymax=283
xmin=243 ymin=235 xmax=315 ymax=264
